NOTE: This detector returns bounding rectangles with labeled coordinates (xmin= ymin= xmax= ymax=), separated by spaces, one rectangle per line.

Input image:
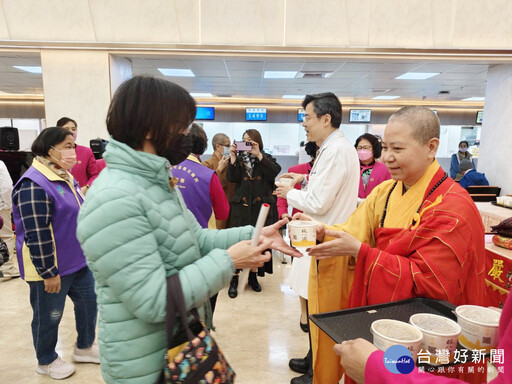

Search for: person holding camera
xmin=202 ymin=133 xmax=236 ymax=229
xmin=226 ymin=129 xmax=281 ymax=297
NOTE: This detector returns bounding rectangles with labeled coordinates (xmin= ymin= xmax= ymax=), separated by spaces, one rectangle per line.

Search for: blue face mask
xmin=459 ymin=147 xmax=468 ymax=153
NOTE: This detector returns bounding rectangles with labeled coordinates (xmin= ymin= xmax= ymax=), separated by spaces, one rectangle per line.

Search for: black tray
xmin=491 ymin=201 xmax=512 ymax=211
xmin=310 ymin=298 xmax=456 ymax=345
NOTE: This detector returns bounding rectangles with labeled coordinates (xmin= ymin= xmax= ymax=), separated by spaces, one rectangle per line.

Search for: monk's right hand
xmin=44 ymin=275 xmax=61 ymax=294
xmin=227 ymin=239 xmax=272 ymax=269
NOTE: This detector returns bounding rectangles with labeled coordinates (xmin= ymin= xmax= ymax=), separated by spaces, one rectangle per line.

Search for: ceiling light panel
xmin=372 ymin=95 xmax=400 ymax=100
xmin=462 ymin=97 xmax=485 ymax=101
xmin=190 ymin=93 xmax=213 ymax=97
xmin=13 ymin=66 xmax=42 ymax=74
xmin=263 ymin=71 xmax=297 ymax=79
xmin=158 ymin=68 xmax=195 ymax=77
xmin=395 ymin=72 xmax=440 ymax=80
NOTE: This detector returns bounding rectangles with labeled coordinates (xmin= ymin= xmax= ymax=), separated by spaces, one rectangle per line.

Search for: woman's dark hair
xmin=244 ymin=129 xmax=264 ymax=151
xmin=56 ymin=117 xmax=77 ymax=128
xmin=106 ymin=76 xmax=196 ymax=154
xmin=305 ymin=141 xmax=318 ymax=159
xmin=458 ymin=140 xmax=469 ymax=148
xmin=32 ymin=127 xmax=73 ymax=157
xmin=190 ymin=123 xmax=207 ymax=155
xmin=355 ymin=133 xmax=382 ymax=159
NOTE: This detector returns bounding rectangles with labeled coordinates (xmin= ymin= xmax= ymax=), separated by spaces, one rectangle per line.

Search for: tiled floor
xmin=0 ymin=254 xmax=308 ymax=383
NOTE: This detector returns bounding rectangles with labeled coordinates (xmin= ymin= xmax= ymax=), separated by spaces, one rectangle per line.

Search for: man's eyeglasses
xmin=356 ymin=145 xmax=372 ymax=151
xmin=303 ymin=114 xmax=324 ymax=123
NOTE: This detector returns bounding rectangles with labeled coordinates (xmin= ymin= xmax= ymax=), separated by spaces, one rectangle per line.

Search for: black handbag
xmin=158 ymin=274 xmax=235 ymax=384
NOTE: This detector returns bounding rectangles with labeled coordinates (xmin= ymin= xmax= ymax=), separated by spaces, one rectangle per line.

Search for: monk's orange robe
xmin=314 ymin=161 xmax=486 ymax=384
xmin=346 ymin=164 xmax=486 ymax=308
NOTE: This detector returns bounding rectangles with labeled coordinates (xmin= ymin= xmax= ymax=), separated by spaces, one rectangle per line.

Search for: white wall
xmin=478 ymin=65 xmax=512 ymax=195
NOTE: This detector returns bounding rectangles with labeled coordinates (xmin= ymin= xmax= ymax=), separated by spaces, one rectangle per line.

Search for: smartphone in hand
xmin=234 ymin=141 xmax=252 ymax=151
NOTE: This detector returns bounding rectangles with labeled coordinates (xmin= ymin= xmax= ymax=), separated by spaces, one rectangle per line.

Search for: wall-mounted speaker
xmin=0 ymin=127 xmax=20 ymax=151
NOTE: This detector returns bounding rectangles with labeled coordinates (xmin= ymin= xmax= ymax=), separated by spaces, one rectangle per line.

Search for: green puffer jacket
xmin=76 ymin=138 xmax=253 ymax=384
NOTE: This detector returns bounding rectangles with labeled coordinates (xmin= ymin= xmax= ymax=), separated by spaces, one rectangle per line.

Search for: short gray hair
xmin=388 ymin=106 xmax=440 ymax=144
xmin=212 ymin=133 xmax=230 ymax=148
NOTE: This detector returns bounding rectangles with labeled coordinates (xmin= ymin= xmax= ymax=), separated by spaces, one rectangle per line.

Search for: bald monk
xmin=297 ymin=106 xmax=486 ymax=383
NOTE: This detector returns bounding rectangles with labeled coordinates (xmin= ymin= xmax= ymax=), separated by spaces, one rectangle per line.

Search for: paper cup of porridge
xmin=371 ymin=319 xmax=424 ymax=361
xmin=288 ymin=221 xmax=317 ymax=250
xmin=409 ymin=313 xmax=461 ymax=365
xmin=276 ymin=177 xmax=295 ymax=187
xmin=455 ymin=305 xmax=500 ymax=353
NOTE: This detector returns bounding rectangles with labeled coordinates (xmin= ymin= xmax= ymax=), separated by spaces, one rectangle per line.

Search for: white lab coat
xmin=286 ymin=130 xmax=359 ymax=298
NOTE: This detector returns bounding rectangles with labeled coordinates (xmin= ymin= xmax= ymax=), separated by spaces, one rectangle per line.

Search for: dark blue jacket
xmin=450 ymin=153 xmax=476 ymax=179
xmin=459 ymin=169 xmax=489 ymax=188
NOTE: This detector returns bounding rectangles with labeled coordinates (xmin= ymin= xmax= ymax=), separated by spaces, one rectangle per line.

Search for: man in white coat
xmin=276 ymin=92 xmax=359 ymax=384
xmin=0 ymin=160 xmax=20 ymax=281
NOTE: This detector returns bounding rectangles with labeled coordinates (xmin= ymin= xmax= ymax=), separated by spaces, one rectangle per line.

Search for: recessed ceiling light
xmin=158 ymin=68 xmax=195 ymax=77
xmin=282 ymin=94 xmax=305 ymax=99
xmin=462 ymin=97 xmax=485 ymax=101
xmin=372 ymin=95 xmax=400 ymax=100
xmin=395 ymin=72 xmax=439 ymax=80
xmin=13 ymin=66 xmax=42 ymax=74
xmin=263 ymin=71 xmax=297 ymax=79
xmin=190 ymin=92 xmax=213 ymax=98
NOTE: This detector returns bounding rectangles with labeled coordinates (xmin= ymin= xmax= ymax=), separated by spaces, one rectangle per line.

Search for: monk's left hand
xmin=307 ymin=230 xmax=362 ymax=259
xmin=260 ymin=218 xmax=302 ymax=258
xmin=334 ymin=339 xmax=378 ymax=384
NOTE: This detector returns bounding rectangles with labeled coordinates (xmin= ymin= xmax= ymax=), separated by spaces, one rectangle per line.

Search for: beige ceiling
xmin=128 ymin=54 xmax=490 ymax=102
xmin=0 ymin=52 xmax=42 ymax=94
xmin=0 ymin=52 xmax=491 ymax=102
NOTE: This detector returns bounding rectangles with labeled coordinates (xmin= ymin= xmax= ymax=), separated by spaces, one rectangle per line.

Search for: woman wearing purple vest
xmin=12 ymin=127 xmax=98 ymax=380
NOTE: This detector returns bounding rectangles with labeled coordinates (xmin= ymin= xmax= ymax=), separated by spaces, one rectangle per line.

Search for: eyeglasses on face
xmin=303 ymin=114 xmax=324 ymax=123
xmin=356 ymin=145 xmax=372 ymax=151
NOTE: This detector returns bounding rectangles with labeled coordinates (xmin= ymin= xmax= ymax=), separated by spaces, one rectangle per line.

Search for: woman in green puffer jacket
xmin=76 ymin=76 xmax=300 ymax=384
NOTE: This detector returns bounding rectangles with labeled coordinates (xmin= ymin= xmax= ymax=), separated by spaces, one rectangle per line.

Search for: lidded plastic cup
xmin=409 ymin=313 xmax=461 ymax=365
xmin=455 ymin=305 xmax=500 ymax=353
xmin=288 ymin=221 xmax=317 ymax=250
xmin=371 ymin=319 xmax=424 ymax=361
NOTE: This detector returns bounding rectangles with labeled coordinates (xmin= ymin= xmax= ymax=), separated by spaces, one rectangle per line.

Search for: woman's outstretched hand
xmin=260 ymin=218 xmax=302 ymax=258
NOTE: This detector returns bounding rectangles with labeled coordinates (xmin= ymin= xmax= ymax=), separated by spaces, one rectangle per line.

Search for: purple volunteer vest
xmin=171 ymin=157 xmax=214 ymax=228
xmin=12 ymin=163 xmax=87 ymax=280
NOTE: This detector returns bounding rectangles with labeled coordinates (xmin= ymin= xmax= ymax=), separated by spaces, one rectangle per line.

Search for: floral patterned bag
xmin=158 ymin=274 xmax=235 ymax=384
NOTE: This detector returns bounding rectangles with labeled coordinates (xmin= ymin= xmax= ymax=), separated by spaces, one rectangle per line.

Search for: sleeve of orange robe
xmin=347 ymin=210 xmax=486 ymax=308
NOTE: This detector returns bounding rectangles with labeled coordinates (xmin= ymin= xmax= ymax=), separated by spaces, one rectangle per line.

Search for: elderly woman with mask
xmin=12 ymin=127 xmax=99 ymax=380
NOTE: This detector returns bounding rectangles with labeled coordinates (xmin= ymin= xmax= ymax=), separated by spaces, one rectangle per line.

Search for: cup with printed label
xmin=288 ymin=221 xmax=317 ymax=251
